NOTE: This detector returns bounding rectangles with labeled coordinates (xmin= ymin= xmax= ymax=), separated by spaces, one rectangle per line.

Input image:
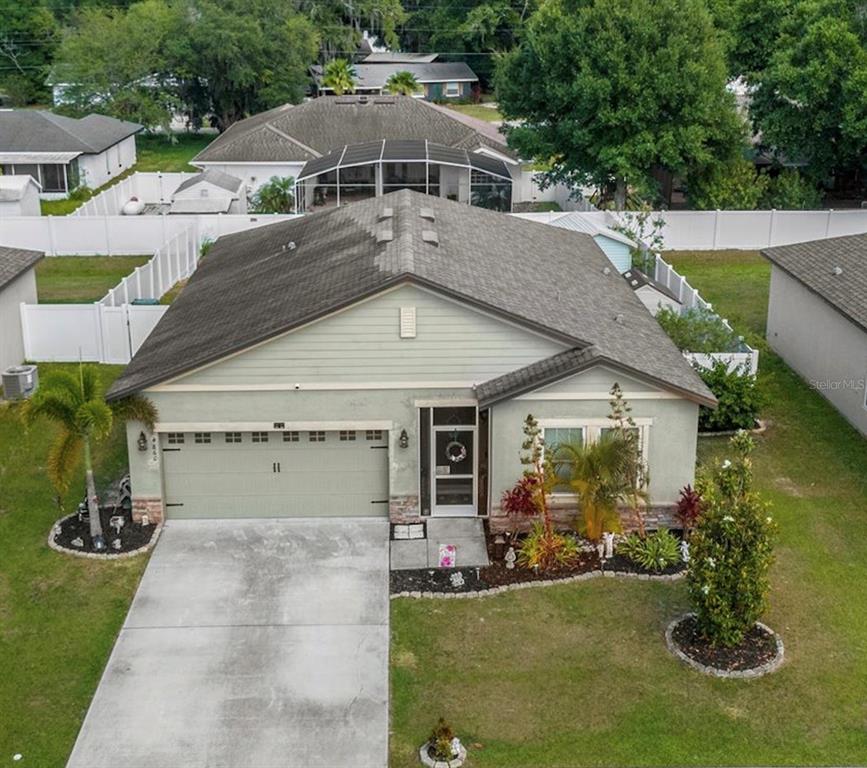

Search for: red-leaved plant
xmin=676 ymin=484 xmax=703 ymax=537
xmin=501 ymin=475 xmax=540 ymax=518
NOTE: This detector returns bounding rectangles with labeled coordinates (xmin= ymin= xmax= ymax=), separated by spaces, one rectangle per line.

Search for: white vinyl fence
xmin=72 ymin=172 xmax=196 ymax=216
xmin=653 ymin=254 xmax=759 ymax=376
xmin=618 ymin=209 xmax=867 ymax=251
xmin=20 ymin=303 xmax=167 ymax=364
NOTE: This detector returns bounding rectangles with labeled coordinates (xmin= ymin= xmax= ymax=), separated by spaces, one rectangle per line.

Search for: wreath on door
xmin=445 ymin=440 xmax=468 ymax=463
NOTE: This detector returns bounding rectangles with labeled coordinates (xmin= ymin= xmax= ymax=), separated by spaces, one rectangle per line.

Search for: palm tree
xmin=250 ymin=176 xmax=295 ymax=213
xmin=24 ymin=365 xmax=157 ymax=550
xmin=384 ymin=70 xmax=421 ymax=96
xmin=322 ymin=58 xmax=356 ymax=96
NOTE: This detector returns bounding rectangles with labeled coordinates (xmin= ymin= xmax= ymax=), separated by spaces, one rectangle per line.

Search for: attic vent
xmin=281 ymin=241 xmax=296 ymax=251
xmin=399 ymin=306 xmax=417 ymax=338
xmin=377 ymin=228 xmax=394 ymax=244
xmin=379 ymin=207 xmax=394 ymax=221
xmin=832 ymin=266 xmax=843 ymax=276
xmin=419 ymin=207 xmax=435 ymax=221
xmin=614 ymin=313 xmax=625 ymax=324
xmin=421 ymin=230 xmax=439 ymax=246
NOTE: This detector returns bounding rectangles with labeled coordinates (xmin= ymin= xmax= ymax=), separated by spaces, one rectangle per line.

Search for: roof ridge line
xmin=36 ymin=110 xmax=98 ymax=152
xmin=264 ymin=123 xmax=322 ymax=159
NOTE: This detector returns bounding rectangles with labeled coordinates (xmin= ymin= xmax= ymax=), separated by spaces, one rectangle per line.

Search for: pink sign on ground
xmin=438 ymin=543 xmax=456 ymax=568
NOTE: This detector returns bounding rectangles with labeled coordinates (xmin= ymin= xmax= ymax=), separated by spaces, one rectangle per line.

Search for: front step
xmin=389 ymin=518 xmax=489 ymax=570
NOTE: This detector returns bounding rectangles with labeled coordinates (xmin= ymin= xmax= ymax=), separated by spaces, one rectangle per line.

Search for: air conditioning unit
xmin=2 ymin=364 xmax=38 ymax=400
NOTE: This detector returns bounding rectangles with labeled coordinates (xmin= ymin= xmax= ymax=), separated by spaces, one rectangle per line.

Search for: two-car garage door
xmin=161 ymin=429 xmax=389 ymax=519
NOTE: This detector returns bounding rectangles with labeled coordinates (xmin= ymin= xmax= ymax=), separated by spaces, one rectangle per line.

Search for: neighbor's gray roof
xmin=311 ymin=62 xmax=478 ymax=91
xmin=0 ymin=246 xmax=43 ymax=291
xmin=361 ymin=52 xmax=439 ymax=64
xmin=192 ymin=96 xmax=513 ymax=164
xmin=174 ymin=169 xmax=244 ymax=195
xmin=762 ymin=232 xmax=867 ymax=334
xmin=0 ymin=110 xmax=142 ymax=154
xmin=108 ymin=190 xmax=714 ymax=405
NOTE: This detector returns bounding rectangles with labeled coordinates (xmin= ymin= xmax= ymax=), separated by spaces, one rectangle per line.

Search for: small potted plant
xmin=419 ymin=718 xmax=467 ymax=768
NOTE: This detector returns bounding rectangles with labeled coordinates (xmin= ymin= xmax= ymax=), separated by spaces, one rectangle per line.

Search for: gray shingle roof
xmin=0 ymin=110 xmax=142 ymax=154
xmin=311 ymin=62 xmax=478 ymax=90
xmin=622 ymin=267 xmax=681 ymax=302
xmin=108 ymin=190 xmax=714 ymax=405
xmin=0 ymin=246 xmax=43 ymax=291
xmin=174 ymin=169 xmax=244 ymax=195
xmin=762 ymin=233 xmax=867 ymax=334
xmin=192 ymin=96 xmax=513 ymax=164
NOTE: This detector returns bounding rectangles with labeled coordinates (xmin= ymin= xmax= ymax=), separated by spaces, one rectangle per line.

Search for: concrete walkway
xmin=67 ymin=518 xmax=389 ymax=768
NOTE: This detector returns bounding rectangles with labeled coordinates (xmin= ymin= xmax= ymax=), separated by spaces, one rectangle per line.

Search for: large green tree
xmin=0 ymin=1 xmax=61 ymax=104
xmin=495 ymin=0 xmax=743 ymax=209
xmin=748 ymin=0 xmax=867 ymax=185
xmin=53 ymin=0 xmax=178 ymax=129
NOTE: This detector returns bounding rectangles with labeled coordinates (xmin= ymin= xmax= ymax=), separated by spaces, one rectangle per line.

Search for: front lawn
xmin=390 ymin=251 xmax=867 ymax=766
xmin=36 ymin=256 xmax=151 ymax=303
xmin=40 ymin=133 xmax=213 ymax=216
xmin=445 ymin=103 xmax=504 ymax=123
xmin=0 ymin=364 xmax=146 ymax=768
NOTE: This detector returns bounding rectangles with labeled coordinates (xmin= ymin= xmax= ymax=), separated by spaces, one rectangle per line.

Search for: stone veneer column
xmin=131 ymin=497 xmax=164 ymax=525
xmin=389 ymin=495 xmax=420 ymax=523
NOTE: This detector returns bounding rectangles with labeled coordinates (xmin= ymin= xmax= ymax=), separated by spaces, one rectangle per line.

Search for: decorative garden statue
xmin=504 ymin=547 xmax=517 ymax=570
xmin=680 ymin=539 xmax=690 ymax=564
xmin=603 ymin=532 xmax=615 ymax=559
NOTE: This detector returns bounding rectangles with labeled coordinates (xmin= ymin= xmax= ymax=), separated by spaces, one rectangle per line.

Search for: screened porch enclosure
xmin=295 ymin=140 xmax=513 ymax=213
xmin=0 ymin=153 xmax=81 ymax=194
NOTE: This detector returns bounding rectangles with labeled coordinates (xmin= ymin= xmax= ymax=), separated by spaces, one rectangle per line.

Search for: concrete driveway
xmin=67 ymin=518 xmax=389 ymax=768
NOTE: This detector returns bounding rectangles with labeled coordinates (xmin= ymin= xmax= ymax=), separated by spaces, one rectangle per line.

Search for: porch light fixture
xmin=399 ymin=429 xmax=409 ymax=449
xmin=137 ymin=431 xmax=148 ymax=452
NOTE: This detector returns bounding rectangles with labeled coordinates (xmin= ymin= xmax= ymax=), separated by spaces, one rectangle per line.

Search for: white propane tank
xmin=121 ymin=196 xmax=145 ymax=215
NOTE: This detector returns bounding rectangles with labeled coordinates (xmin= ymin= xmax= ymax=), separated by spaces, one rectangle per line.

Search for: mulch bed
xmin=670 ymin=614 xmax=778 ymax=672
xmin=390 ymin=532 xmax=686 ymax=594
xmin=53 ymin=506 xmax=156 ymax=555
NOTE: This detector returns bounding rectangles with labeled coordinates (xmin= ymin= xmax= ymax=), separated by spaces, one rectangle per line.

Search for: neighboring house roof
xmin=0 ymin=246 xmax=43 ymax=291
xmin=361 ymin=52 xmax=439 ymax=64
xmin=311 ymin=62 xmax=479 ymax=91
xmin=0 ymin=110 xmax=142 ymax=155
xmin=174 ymin=169 xmax=244 ymax=195
xmin=0 ymin=175 xmax=41 ymax=201
xmin=622 ymin=267 xmax=681 ymax=303
xmin=539 ymin=211 xmax=636 ymax=249
xmin=108 ymin=189 xmax=715 ymax=406
xmin=192 ymin=96 xmax=514 ymax=164
xmin=762 ymin=233 xmax=867 ymax=334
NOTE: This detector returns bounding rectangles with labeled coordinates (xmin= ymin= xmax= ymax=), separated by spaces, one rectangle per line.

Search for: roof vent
xmin=378 ymin=207 xmax=393 ymax=221
xmin=832 ymin=266 xmax=843 ymax=276
xmin=602 ymin=266 xmax=611 ymax=276
xmin=281 ymin=241 xmax=296 ymax=252
xmin=422 ymin=230 xmax=439 ymax=246
xmin=419 ymin=207 xmax=435 ymax=221
xmin=614 ymin=313 xmax=625 ymax=324
xmin=377 ymin=228 xmax=394 ymax=244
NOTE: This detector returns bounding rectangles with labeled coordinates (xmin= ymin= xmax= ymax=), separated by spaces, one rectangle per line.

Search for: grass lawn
xmin=445 ymin=103 xmax=503 ymax=123
xmin=0 ymin=364 xmax=147 ymax=768
xmin=390 ymin=250 xmax=867 ymax=766
xmin=36 ymin=256 xmax=151 ymax=303
xmin=40 ymin=133 xmax=213 ymax=216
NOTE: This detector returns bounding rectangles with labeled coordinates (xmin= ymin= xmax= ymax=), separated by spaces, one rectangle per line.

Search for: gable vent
xmin=419 ymin=207 xmax=435 ymax=221
xmin=399 ymin=306 xmax=417 ymax=338
xmin=376 ymin=228 xmax=394 ymax=244
xmin=421 ymin=229 xmax=439 ymax=246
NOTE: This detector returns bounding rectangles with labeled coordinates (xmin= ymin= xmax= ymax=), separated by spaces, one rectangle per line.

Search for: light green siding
xmin=174 ymin=285 xmax=564 ymax=386
xmin=593 ymin=235 xmax=632 ymax=273
xmin=529 ymin=365 xmax=657 ymax=395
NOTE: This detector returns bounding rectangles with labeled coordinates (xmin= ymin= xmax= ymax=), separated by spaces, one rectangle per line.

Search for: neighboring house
xmin=169 ymin=169 xmax=246 ymax=215
xmin=513 ymin=211 xmax=637 ymax=273
xmin=0 ymin=246 xmax=42 ymax=373
xmin=623 ymin=267 xmax=683 ymax=315
xmin=0 ymin=176 xmax=42 ymax=217
xmin=764 ymin=233 xmax=867 ymax=437
xmin=0 ymin=110 xmax=141 ymax=198
xmin=311 ymin=58 xmax=479 ymax=101
xmin=108 ymin=189 xmax=714 ymax=533
xmin=192 ymin=95 xmax=522 ymax=211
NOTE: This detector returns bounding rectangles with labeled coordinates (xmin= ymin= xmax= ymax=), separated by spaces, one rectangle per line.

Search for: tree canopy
xmin=495 ymin=0 xmax=743 ymax=208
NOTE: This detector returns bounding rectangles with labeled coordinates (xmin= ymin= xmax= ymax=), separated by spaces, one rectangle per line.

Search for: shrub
xmin=762 ymin=169 xmax=823 ymax=210
xmin=689 ymin=155 xmax=769 ymax=211
xmin=656 ymin=306 xmax=741 ymax=353
xmin=698 ymin=360 xmax=764 ymax=432
xmin=501 ymin=474 xmax=540 ymax=519
xmin=249 ymin=176 xmax=295 ymax=214
xmin=518 ymin=521 xmax=579 ymax=570
xmin=687 ymin=431 xmax=776 ymax=647
xmin=428 ymin=718 xmax=455 ymax=760
xmin=618 ymin=530 xmax=681 ymax=572
xmin=675 ymin=484 xmax=703 ymax=536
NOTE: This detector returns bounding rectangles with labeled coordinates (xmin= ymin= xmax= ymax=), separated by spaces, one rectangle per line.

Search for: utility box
xmin=2 ymin=364 xmax=38 ymax=400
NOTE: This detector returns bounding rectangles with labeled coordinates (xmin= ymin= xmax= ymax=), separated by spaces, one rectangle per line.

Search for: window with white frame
xmin=167 ymin=432 xmax=184 ymax=445
xmin=252 ymin=431 xmax=269 ymax=443
xmin=194 ymin=432 xmax=211 ymax=444
xmin=309 ymin=431 xmax=326 ymax=442
xmin=444 ymin=82 xmax=460 ymax=97
xmin=339 ymin=430 xmax=356 ymax=441
xmin=283 ymin=431 xmax=299 ymax=442
xmin=366 ymin=429 xmax=384 ymax=441
xmin=225 ymin=432 xmax=242 ymax=443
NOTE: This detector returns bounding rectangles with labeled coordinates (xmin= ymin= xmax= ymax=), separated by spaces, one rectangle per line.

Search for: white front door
xmin=430 ymin=407 xmax=477 ymax=516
